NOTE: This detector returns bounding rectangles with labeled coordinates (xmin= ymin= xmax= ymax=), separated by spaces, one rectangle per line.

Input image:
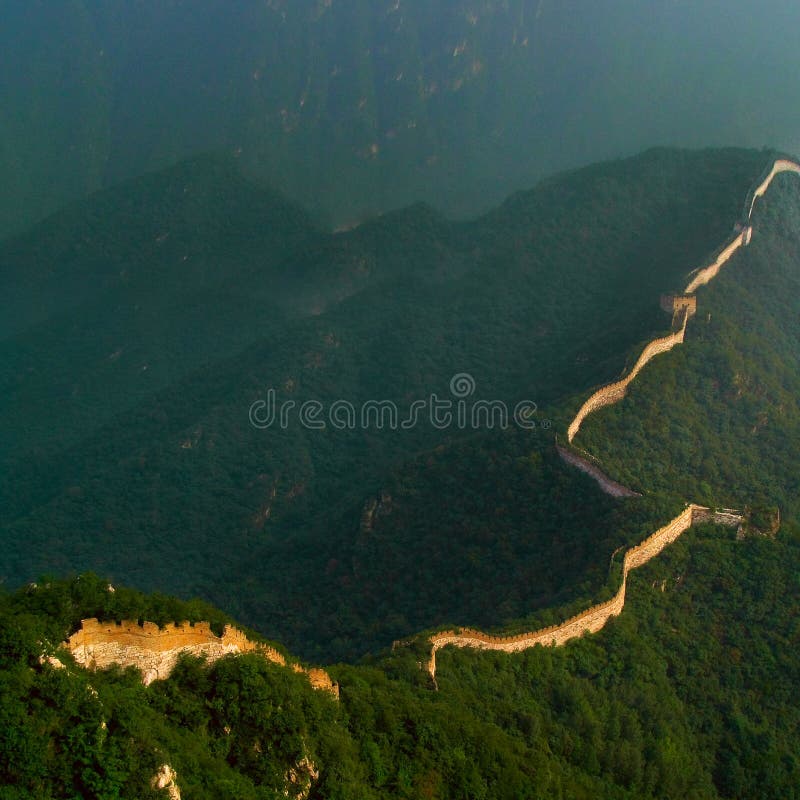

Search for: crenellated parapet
xmin=65 ymin=618 xmax=339 ymax=698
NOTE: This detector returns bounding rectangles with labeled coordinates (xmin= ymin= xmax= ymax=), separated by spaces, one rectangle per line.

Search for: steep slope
xmin=0 ymin=160 xmax=462 ymax=525
xmin=418 ymin=154 xmax=798 ymax=673
xmin=3 ymin=1 xmax=800 ymax=240
xmin=3 ymin=148 xmax=800 ymax=797
xmin=219 ymin=433 xmax=683 ymax=661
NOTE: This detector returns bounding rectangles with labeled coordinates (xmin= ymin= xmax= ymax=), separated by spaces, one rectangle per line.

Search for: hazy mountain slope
xmin=0 ymin=148 xmax=766 ymax=662
xmin=3 ymin=1 xmax=800 ymax=239
xmin=221 ymin=431 xmax=682 ymax=661
xmin=0 ymin=154 xmax=317 ymax=340
xmin=577 ymin=170 xmax=800 ymax=528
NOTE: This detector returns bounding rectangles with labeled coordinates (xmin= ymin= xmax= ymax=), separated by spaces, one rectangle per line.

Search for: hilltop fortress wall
xmin=680 ymin=158 xmax=800 ymax=296
xmin=66 ymin=618 xmax=339 ymax=696
xmin=746 ymin=158 xmax=800 ymax=220
xmin=683 ymin=228 xmax=751 ymax=293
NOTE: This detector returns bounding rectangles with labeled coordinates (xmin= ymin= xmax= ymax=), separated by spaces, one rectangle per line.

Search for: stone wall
xmin=746 ymin=158 xmax=800 ymax=220
xmin=423 ymin=156 xmax=797 ymax=678
xmin=566 ymin=310 xmax=688 ymax=442
xmin=686 ymin=158 xmax=800 ymax=293
xmin=568 ymin=156 xmax=800 ymax=450
xmin=659 ymin=294 xmax=698 ymax=317
xmin=684 ymin=229 xmax=750 ymax=293
xmin=66 ymin=618 xmax=339 ymax=697
xmin=427 ymin=504 xmax=743 ymax=677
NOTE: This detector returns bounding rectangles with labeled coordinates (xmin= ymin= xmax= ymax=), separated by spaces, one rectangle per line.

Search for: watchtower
xmin=659 ymin=293 xmax=697 ymax=317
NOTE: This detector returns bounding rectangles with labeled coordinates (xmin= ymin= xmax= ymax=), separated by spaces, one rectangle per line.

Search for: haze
xmin=1 ymin=0 xmax=799 ymax=237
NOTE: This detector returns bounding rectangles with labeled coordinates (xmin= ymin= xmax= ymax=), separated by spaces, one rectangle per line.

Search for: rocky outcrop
xmin=285 ymin=756 xmax=320 ymax=800
xmin=152 ymin=764 xmax=181 ymax=800
xmin=65 ymin=619 xmax=339 ymax=697
xmin=360 ymin=490 xmax=393 ymax=534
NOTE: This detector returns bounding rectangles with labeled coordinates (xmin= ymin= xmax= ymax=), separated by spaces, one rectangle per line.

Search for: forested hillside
xmin=0 ymin=148 xmax=767 ymax=660
xmin=4 ymin=3 xmax=800 ymax=795
xmin=2 ymin=142 xmax=800 ymax=798
xmin=578 ymin=169 xmax=800 ymax=532
xmin=2 ymin=521 xmax=798 ymax=799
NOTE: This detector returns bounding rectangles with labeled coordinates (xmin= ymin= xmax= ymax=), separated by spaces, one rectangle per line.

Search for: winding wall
xmin=428 ymin=504 xmax=742 ymax=677
xmin=428 ymin=154 xmax=798 ymax=678
xmin=566 ymin=309 xmax=689 ymax=442
xmin=568 ymin=156 xmax=800 ymax=445
xmin=746 ymin=158 xmax=800 ymax=220
xmin=686 ymin=159 xmax=800 ymax=292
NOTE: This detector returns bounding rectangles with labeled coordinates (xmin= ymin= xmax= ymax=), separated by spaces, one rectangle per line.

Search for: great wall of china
xmin=428 ymin=504 xmax=742 ymax=678
xmin=567 ymin=157 xmax=800 ymax=448
xmin=424 ymin=154 xmax=800 ymax=679
xmin=61 ymin=156 xmax=800 ymax=696
xmin=566 ymin=307 xmax=690 ymax=443
xmin=65 ymin=618 xmax=339 ymax=697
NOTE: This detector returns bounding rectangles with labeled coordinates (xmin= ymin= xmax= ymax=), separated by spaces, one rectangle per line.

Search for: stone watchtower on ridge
xmin=660 ymin=293 xmax=697 ymax=329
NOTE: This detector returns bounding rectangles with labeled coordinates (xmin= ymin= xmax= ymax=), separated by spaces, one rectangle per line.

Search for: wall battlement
xmin=659 ymin=293 xmax=698 ymax=318
xmin=567 ymin=309 xmax=688 ymax=443
xmin=66 ymin=618 xmax=339 ymax=697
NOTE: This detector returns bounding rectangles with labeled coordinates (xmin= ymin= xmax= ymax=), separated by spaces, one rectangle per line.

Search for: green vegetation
xmin=256 ymin=431 xmax=682 ymax=660
xmin=2 ymin=144 xmax=800 ymax=797
xmin=2 ymin=523 xmax=799 ymax=798
xmin=0 ymin=147 xmax=767 ymax=661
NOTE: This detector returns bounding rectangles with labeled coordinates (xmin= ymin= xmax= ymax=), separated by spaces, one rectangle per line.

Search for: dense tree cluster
xmin=2 ymin=523 xmax=798 ymax=799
